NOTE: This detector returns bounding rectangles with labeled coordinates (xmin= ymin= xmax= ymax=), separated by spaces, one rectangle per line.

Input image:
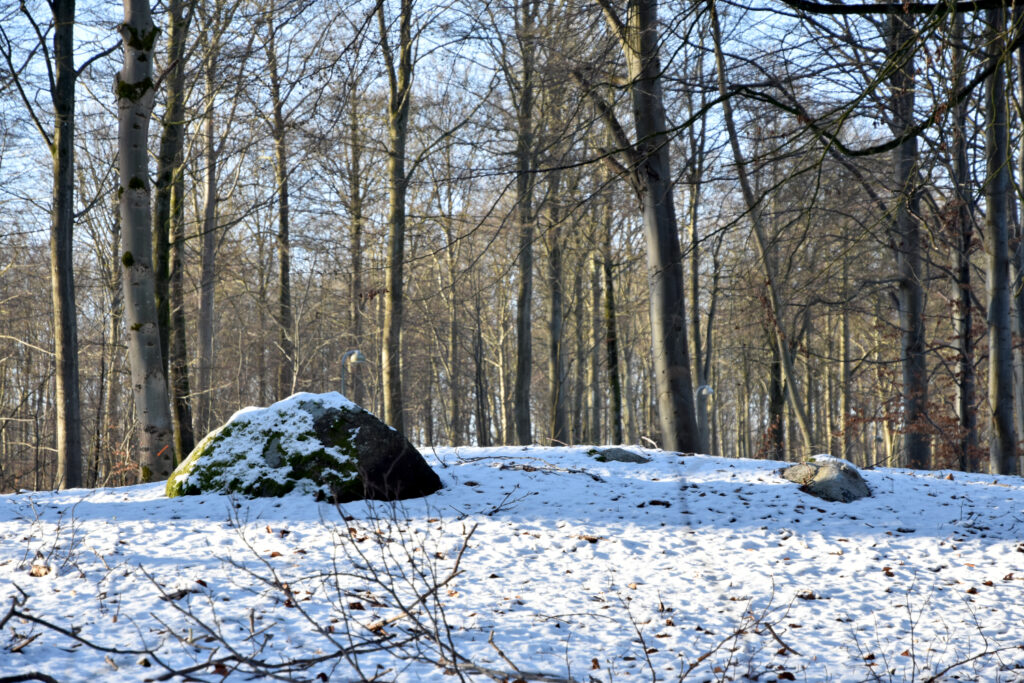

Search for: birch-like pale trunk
xmin=118 ymin=0 xmax=174 ymax=481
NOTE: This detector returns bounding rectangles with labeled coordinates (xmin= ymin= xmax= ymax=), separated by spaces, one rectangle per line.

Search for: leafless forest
xmin=0 ymin=0 xmax=1022 ymax=492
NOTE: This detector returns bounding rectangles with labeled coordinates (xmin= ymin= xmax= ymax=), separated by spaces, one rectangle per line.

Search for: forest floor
xmin=1 ymin=445 xmax=1023 ymax=682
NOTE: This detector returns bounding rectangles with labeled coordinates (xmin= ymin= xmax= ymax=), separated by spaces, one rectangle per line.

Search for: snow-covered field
xmin=1 ymin=446 xmax=1023 ymax=682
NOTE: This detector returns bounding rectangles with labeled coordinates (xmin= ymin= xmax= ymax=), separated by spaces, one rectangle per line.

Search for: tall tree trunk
xmin=839 ymin=263 xmax=852 ymax=461
xmin=347 ymin=84 xmax=365 ymax=407
xmin=513 ymin=0 xmax=539 ymax=445
xmin=152 ymin=0 xmax=189 ymax=379
xmin=118 ymin=0 xmax=174 ymax=481
xmin=169 ymin=161 xmax=194 ymax=462
xmin=546 ymin=174 xmax=569 ymax=444
xmin=951 ymin=14 xmax=979 ymax=472
xmin=473 ymin=292 xmax=490 ymax=446
xmin=447 ymin=261 xmax=462 ymax=446
xmin=1014 ymin=8 xmax=1024 ymax=462
xmin=51 ymin=0 xmax=82 ymax=489
xmin=588 ymin=253 xmax=602 ymax=443
xmin=985 ymin=7 xmax=1017 ymax=475
xmin=266 ymin=25 xmax=294 ymax=400
xmin=602 ymin=202 xmax=623 ymax=445
xmin=686 ymin=90 xmax=709 ymax=453
xmin=767 ymin=330 xmax=785 ymax=460
xmin=594 ymin=0 xmax=699 ymax=451
xmin=196 ymin=50 xmax=219 ymax=436
xmin=380 ymin=0 xmax=413 ymax=432
xmin=154 ymin=0 xmax=194 ymax=462
xmin=888 ymin=14 xmax=930 ymax=469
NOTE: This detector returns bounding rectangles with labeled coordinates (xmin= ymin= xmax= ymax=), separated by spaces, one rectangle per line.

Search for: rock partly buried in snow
xmin=780 ymin=459 xmax=870 ymax=503
xmin=588 ymin=447 xmax=651 ymax=463
xmin=166 ymin=392 xmax=442 ymax=501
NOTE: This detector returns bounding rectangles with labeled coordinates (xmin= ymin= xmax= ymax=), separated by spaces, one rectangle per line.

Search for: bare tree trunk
xmin=839 ymin=264 xmax=852 ymax=461
xmin=685 ymin=82 xmax=710 ymax=453
xmin=154 ymin=0 xmax=194 ymax=462
xmin=380 ymin=0 xmax=413 ymax=433
xmin=51 ymin=0 xmax=83 ymax=488
xmin=546 ymin=173 xmax=569 ymax=444
xmin=265 ymin=24 xmax=294 ymax=400
xmin=152 ymin=0 xmax=190 ymax=381
xmin=473 ymin=292 xmax=490 ymax=446
xmin=572 ymin=266 xmax=585 ymax=442
xmin=602 ymin=202 xmax=623 ymax=445
xmin=950 ymin=14 xmax=979 ymax=472
xmin=767 ymin=330 xmax=785 ymax=460
xmin=888 ymin=14 xmax=931 ymax=469
xmin=118 ymin=0 xmax=174 ymax=481
xmin=588 ymin=253 xmax=601 ymax=443
xmin=985 ymin=7 xmax=1017 ymax=475
xmin=169 ymin=162 xmax=194 ymax=462
xmin=513 ymin=0 xmax=539 ymax=445
xmin=196 ymin=50 xmax=219 ymax=436
xmin=592 ymin=0 xmax=699 ymax=451
xmin=347 ymin=84 xmax=366 ymax=406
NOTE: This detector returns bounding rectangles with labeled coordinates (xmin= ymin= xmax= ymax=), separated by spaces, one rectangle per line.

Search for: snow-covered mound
xmin=2 ymin=447 xmax=1023 ymax=682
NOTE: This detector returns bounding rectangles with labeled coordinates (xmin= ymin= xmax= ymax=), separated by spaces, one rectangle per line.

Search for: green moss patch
xmin=165 ymin=396 xmax=364 ymax=500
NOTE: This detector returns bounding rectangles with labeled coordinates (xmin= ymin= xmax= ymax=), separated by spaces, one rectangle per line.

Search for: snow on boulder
xmin=166 ymin=392 xmax=442 ymax=501
xmin=779 ymin=458 xmax=870 ymax=503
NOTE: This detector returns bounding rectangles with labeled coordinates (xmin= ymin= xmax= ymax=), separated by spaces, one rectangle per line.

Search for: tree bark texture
xmin=602 ymin=0 xmax=699 ymax=452
xmin=984 ymin=7 xmax=1017 ymax=475
xmin=888 ymin=15 xmax=931 ymax=469
xmin=169 ymin=162 xmax=194 ymax=462
xmin=154 ymin=0 xmax=194 ymax=461
xmin=950 ymin=14 xmax=979 ymax=472
xmin=118 ymin=0 xmax=174 ymax=481
xmin=51 ymin=0 xmax=83 ymax=489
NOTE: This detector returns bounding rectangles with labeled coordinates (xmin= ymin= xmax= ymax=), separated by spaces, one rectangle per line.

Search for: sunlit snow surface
xmin=2 ymin=447 xmax=1023 ymax=682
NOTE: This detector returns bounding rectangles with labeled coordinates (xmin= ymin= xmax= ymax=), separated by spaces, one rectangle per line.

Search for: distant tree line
xmin=0 ymin=0 xmax=1022 ymax=491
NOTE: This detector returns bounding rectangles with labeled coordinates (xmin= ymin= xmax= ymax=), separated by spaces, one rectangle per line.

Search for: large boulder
xmin=166 ymin=392 xmax=442 ymax=502
xmin=780 ymin=457 xmax=870 ymax=503
xmin=588 ymin=447 xmax=651 ymax=463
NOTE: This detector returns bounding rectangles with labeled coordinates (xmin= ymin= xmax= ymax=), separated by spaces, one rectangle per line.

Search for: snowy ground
xmin=1 ymin=446 xmax=1023 ymax=682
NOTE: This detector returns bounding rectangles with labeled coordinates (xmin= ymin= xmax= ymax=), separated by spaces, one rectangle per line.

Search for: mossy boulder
xmin=166 ymin=392 xmax=442 ymax=502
